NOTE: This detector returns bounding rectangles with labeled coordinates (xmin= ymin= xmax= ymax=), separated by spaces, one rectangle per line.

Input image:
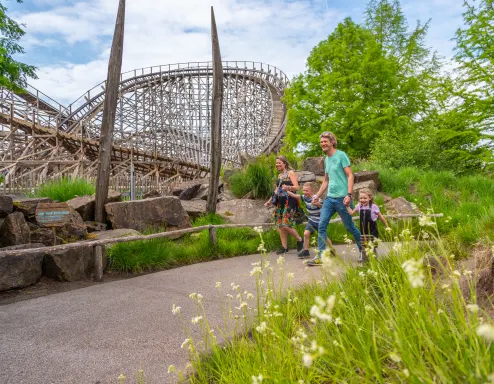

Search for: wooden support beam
xmin=94 ymin=0 xmax=126 ymax=223
xmin=207 ymin=6 xmax=223 ymax=214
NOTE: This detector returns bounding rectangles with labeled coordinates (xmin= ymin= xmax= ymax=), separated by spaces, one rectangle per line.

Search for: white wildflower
xmin=463 ymin=269 xmax=473 ymax=277
xmin=253 ymin=226 xmax=263 ymax=234
xmin=477 ymin=324 xmax=494 ymax=341
xmin=287 ymin=272 xmax=294 ymax=280
xmin=191 ymin=316 xmax=203 ymax=324
xmin=256 ymin=322 xmax=267 ymax=334
xmin=196 ymin=294 xmax=203 ymax=303
xmin=359 ymin=271 xmax=366 ymax=278
xmin=419 ymin=215 xmax=435 ymax=227
xmin=365 ymin=305 xmax=374 ymax=312
xmin=334 ymin=317 xmax=342 ymax=326
xmin=402 ymin=258 xmax=425 ymax=288
xmin=231 ymin=283 xmax=240 ymax=291
xmin=251 ymin=374 xmax=263 ymax=384
xmin=393 ymin=242 xmax=403 ymax=253
xmin=403 ymin=368 xmax=410 ymax=378
xmin=215 ymin=281 xmax=221 ymax=288
xmin=257 ymin=242 xmax=266 ymax=252
xmin=310 ymin=295 xmax=336 ymax=322
xmin=167 ymin=365 xmax=175 ymax=374
xmin=385 ymin=227 xmax=392 ymax=232
xmin=389 ymin=352 xmax=401 ymax=363
xmin=247 ymin=293 xmax=254 ymax=300
xmin=250 ymin=266 xmax=263 ymax=276
xmin=437 ymin=309 xmax=444 ymax=314
xmin=333 ymin=340 xmax=339 ymax=347
xmin=172 ymin=304 xmax=181 ymax=315
xmin=181 ymin=338 xmax=191 ymax=349
xmin=452 ymin=270 xmax=462 ymax=277
xmin=466 ymin=304 xmax=479 ymax=313
xmin=422 ymin=231 xmax=430 ymax=239
xmin=303 ymin=353 xmax=314 ymax=368
xmin=277 ymin=256 xmax=285 ymax=265
xmin=188 ymin=293 xmax=196 ymax=299
xmin=226 ymin=293 xmax=233 ymax=299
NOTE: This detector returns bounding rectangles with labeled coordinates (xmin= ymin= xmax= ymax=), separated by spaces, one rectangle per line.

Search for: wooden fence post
xmin=94 ymin=245 xmax=103 ymax=281
xmin=208 ymin=225 xmax=217 ymax=252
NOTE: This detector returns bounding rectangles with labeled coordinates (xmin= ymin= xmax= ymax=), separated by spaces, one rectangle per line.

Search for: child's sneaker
xmin=276 ymin=247 xmax=289 ymax=255
xmin=296 ymin=240 xmax=304 ymax=252
xmin=306 ymin=257 xmax=323 ymax=266
xmin=358 ymin=251 xmax=364 ymax=263
xmin=298 ymin=250 xmax=311 ymax=259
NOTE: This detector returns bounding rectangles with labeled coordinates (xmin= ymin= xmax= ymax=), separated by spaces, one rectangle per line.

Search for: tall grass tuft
xmin=168 ymin=227 xmax=494 ymax=383
xmin=228 ymin=155 xmax=275 ymax=199
xmin=33 ymin=177 xmax=96 ymax=202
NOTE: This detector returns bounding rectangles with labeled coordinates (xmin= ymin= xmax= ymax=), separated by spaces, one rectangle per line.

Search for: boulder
xmin=66 ymin=190 xmax=121 ymax=221
xmin=0 ymin=212 xmax=31 ymax=247
xmin=353 ymin=180 xmax=378 ymax=200
xmin=294 ymin=171 xmax=316 ymax=184
xmin=179 ymin=183 xmax=202 ymax=200
xmin=303 ymin=157 xmax=325 ymax=176
xmin=143 ymin=190 xmax=162 ymax=199
xmin=195 ymin=185 xmax=209 ymax=200
xmin=354 ymin=171 xmax=381 ymax=191
xmin=30 ymin=227 xmax=63 ymax=246
xmin=0 ymin=195 xmax=13 ymax=217
xmin=89 ymin=228 xmax=141 ymax=241
xmin=181 ymin=200 xmax=207 ymax=218
xmin=53 ymin=209 xmax=87 ymax=242
xmin=217 ymin=199 xmax=274 ymax=225
xmin=85 ymin=221 xmax=107 ymax=232
xmin=0 ymin=243 xmax=45 ymax=291
xmin=385 ymin=197 xmax=421 ymax=215
xmin=105 ymin=196 xmax=191 ymax=232
xmin=43 ymin=246 xmax=96 ymax=282
xmin=13 ymin=197 xmax=52 ymax=218
xmin=171 ymin=178 xmax=210 ymax=196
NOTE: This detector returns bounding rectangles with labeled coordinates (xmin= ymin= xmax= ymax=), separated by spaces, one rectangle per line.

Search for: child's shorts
xmin=305 ymin=221 xmax=318 ymax=234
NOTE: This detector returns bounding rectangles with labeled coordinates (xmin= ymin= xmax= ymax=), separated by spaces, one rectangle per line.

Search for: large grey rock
xmin=385 ymin=197 xmax=421 ymax=215
xmin=303 ymin=157 xmax=325 ymax=176
xmin=460 ymin=245 xmax=494 ymax=304
xmin=89 ymin=228 xmax=141 ymax=241
xmin=66 ymin=190 xmax=121 ymax=221
xmin=180 ymin=200 xmax=207 ymax=218
xmin=0 ymin=195 xmax=13 ymax=217
xmin=105 ymin=196 xmax=191 ymax=232
xmin=143 ymin=190 xmax=162 ymax=199
xmin=353 ymin=180 xmax=378 ymax=200
xmin=30 ymin=227 xmax=63 ymax=246
xmin=13 ymin=197 xmax=52 ymax=218
xmin=179 ymin=183 xmax=202 ymax=200
xmin=53 ymin=209 xmax=87 ymax=242
xmin=217 ymin=199 xmax=274 ymax=225
xmin=354 ymin=171 xmax=381 ymax=191
xmin=43 ymin=246 xmax=96 ymax=282
xmin=172 ymin=178 xmax=210 ymax=196
xmin=294 ymin=171 xmax=316 ymax=184
xmin=0 ymin=243 xmax=45 ymax=291
xmin=85 ymin=221 xmax=107 ymax=232
xmin=0 ymin=212 xmax=31 ymax=247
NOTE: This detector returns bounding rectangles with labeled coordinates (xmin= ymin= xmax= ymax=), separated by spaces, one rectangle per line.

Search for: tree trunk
xmin=94 ymin=0 xmax=126 ymax=223
xmin=206 ymin=6 xmax=223 ymax=214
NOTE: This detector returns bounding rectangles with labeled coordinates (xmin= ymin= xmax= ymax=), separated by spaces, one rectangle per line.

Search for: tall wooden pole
xmin=94 ymin=0 xmax=125 ymax=223
xmin=207 ymin=6 xmax=223 ymax=214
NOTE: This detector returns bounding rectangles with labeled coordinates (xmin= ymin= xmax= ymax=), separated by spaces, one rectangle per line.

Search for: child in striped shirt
xmin=287 ymin=182 xmax=331 ymax=259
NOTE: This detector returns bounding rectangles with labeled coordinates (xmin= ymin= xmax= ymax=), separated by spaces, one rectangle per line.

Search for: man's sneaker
xmin=298 ymin=250 xmax=311 ymax=259
xmin=296 ymin=240 xmax=304 ymax=252
xmin=276 ymin=247 xmax=289 ymax=255
xmin=306 ymin=257 xmax=323 ymax=266
xmin=358 ymin=251 xmax=364 ymax=263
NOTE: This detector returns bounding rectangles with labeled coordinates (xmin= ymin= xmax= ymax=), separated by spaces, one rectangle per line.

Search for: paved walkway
xmin=0 ymin=243 xmax=390 ymax=384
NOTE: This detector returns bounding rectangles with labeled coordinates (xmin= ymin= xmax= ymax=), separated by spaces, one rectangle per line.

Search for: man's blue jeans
xmin=317 ymin=196 xmax=362 ymax=254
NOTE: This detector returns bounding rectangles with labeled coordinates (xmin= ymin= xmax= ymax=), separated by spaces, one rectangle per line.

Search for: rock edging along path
xmin=0 ymin=243 xmax=390 ymax=384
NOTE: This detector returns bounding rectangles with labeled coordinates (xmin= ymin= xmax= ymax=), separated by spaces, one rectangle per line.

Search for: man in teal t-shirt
xmin=307 ymin=132 xmax=362 ymax=266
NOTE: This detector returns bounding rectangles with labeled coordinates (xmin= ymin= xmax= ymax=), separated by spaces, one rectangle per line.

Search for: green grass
xmin=170 ymin=232 xmax=494 ymax=383
xmin=33 ymin=177 xmax=96 ymax=202
xmin=108 ymin=214 xmax=298 ymax=273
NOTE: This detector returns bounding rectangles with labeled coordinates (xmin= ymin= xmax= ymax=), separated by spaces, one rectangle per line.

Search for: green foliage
xmin=228 ymin=155 xmax=276 ymax=199
xmin=33 ymin=177 xmax=96 ymax=202
xmin=284 ymin=1 xmax=439 ymax=158
xmin=453 ymin=0 xmax=494 ymax=145
xmin=0 ymin=0 xmax=37 ymax=91
xmin=188 ymin=241 xmax=494 ymax=383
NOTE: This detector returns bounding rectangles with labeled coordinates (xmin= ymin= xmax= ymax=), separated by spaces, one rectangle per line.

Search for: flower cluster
xmin=310 ymin=295 xmax=336 ymax=322
xmin=402 ymin=258 xmax=425 ymax=288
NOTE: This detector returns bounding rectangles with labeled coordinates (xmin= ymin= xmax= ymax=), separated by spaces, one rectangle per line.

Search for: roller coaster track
xmin=0 ymin=61 xmax=289 ymax=189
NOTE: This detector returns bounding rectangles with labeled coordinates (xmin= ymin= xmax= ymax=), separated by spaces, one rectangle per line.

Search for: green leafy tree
xmin=0 ymin=0 xmax=37 ymax=91
xmin=453 ymin=0 xmax=494 ymax=151
xmin=284 ymin=1 xmax=438 ymax=158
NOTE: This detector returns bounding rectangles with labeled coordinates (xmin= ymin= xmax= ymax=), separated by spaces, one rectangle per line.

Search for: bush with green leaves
xmin=33 ymin=177 xmax=96 ymax=202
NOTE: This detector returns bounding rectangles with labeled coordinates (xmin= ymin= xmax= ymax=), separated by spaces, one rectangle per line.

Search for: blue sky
xmin=7 ymin=0 xmax=465 ymax=104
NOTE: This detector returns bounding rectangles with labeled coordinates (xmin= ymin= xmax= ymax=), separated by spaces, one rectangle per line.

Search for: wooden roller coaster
xmin=0 ymin=61 xmax=289 ymax=193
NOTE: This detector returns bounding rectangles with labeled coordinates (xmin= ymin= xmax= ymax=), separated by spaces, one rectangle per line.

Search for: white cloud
xmin=15 ymin=0 xmax=464 ymax=105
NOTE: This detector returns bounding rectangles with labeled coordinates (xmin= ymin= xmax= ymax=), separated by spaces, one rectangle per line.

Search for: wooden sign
xmin=35 ymin=202 xmax=72 ymax=227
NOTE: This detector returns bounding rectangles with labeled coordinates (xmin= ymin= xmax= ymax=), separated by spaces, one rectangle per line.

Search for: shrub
xmin=33 ymin=177 xmax=95 ymax=202
xmin=229 ymin=155 xmax=276 ymax=199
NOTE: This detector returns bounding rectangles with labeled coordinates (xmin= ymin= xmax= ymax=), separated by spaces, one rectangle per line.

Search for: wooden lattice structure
xmin=0 ymin=61 xmax=289 ymax=192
